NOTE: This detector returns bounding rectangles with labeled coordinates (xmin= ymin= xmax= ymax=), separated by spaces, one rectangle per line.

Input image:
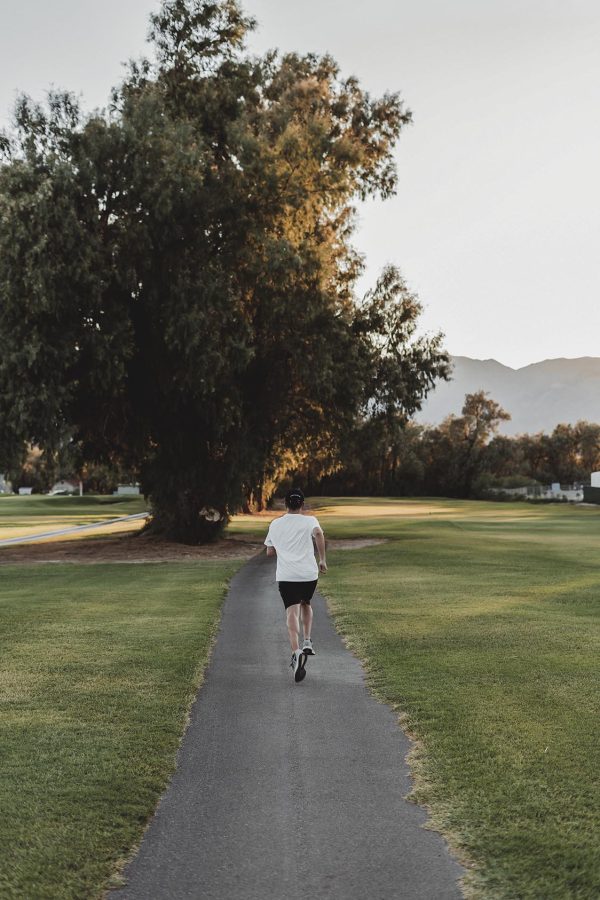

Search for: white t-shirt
xmin=264 ymin=513 xmax=321 ymax=582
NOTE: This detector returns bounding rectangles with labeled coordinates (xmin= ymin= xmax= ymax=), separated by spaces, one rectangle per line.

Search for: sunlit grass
xmin=229 ymin=495 xmax=598 ymax=540
xmin=271 ymin=497 xmax=600 ymax=899
xmin=0 ymin=495 xmax=148 ymax=542
xmin=5 ymin=495 xmax=599 ymax=897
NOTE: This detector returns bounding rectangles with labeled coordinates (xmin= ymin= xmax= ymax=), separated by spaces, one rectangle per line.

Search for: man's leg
xmin=300 ymin=602 xmax=313 ymax=640
xmin=286 ymin=604 xmax=301 ymax=653
xmin=286 ymin=603 xmax=307 ymax=682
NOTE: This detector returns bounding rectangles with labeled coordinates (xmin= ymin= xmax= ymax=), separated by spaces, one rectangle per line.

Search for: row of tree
xmin=299 ymin=392 xmax=600 ymax=499
xmin=9 ymin=391 xmax=599 ymax=502
xmin=3 ymin=444 xmax=136 ymax=495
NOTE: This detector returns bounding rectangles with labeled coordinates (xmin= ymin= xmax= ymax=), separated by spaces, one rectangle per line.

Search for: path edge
xmin=102 ymin=559 xmax=250 ymax=897
xmin=318 ymin=584 xmax=474 ymax=899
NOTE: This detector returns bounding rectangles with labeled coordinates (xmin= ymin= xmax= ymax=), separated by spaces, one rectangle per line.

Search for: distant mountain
xmin=415 ymin=356 xmax=600 ymax=436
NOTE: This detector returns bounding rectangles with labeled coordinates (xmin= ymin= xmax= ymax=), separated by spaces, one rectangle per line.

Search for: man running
xmin=264 ymin=488 xmax=327 ymax=683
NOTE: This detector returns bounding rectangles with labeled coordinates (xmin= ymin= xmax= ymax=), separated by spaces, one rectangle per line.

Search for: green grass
xmin=0 ymin=494 xmax=148 ymax=542
xmin=0 ymin=494 xmax=147 ymax=519
xmin=268 ymin=498 xmax=599 ymax=899
xmin=0 ymin=561 xmax=240 ymax=899
xmin=4 ymin=497 xmax=599 ymax=898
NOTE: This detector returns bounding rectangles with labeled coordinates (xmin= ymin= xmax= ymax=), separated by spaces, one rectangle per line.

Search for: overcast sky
xmin=1 ymin=0 xmax=599 ymax=368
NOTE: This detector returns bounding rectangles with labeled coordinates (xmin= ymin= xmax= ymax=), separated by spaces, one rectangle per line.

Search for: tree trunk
xmin=242 ymin=485 xmax=267 ymax=514
xmin=143 ymin=487 xmax=228 ymax=544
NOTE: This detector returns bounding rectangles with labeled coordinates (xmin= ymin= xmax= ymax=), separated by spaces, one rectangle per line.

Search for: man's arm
xmin=312 ymin=526 xmax=327 ymax=573
xmin=264 ymin=524 xmax=276 ymax=556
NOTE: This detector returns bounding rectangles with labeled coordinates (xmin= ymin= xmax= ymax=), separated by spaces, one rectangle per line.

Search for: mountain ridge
xmin=416 ymin=356 xmax=600 ymax=436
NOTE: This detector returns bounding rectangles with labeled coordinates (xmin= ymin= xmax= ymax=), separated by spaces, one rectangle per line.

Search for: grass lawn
xmin=0 ymin=495 xmax=148 ymax=542
xmin=230 ymin=498 xmax=600 ymax=899
xmin=0 ymin=560 xmax=240 ymax=900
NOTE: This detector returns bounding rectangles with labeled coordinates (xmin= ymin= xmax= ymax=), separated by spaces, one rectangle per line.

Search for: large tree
xmin=0 ymin=0 xmax=449 ymax=541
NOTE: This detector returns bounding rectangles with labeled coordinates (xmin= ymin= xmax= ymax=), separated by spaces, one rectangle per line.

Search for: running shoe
xmin=290 ymin=651 xmax=307 ymax=683
xmin=302 ymin=638 xmax=316 ymax=656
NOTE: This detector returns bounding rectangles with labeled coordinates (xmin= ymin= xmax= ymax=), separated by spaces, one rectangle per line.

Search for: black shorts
xmin=278 ymin=580 xmax=318 ymax=609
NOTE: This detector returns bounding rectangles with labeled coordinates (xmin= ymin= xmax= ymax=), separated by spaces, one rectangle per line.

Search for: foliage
xmin=314 ymin=392 xmax=600 ymax=498
xmin=498 ymin=421 xmax=600 ymax=487
xmin=0 ymin=0 xmax=448 ymax=541
xmin=5 ymin=444 xmax=50 ymax=493
xmin=315 ymin=391 xmax=508 ymax=497
xmin=420 ymin=391 xmax=510 ymax=497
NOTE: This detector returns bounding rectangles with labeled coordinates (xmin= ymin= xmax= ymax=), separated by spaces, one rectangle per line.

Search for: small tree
xmin=576 ymin=422 xmax=600 ymax=477
xmin=421 ymin=392 xmax=510 ymax=497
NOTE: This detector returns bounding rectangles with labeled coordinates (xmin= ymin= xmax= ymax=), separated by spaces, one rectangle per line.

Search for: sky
xmin=1 ymin=0 xmax=599 ymax=369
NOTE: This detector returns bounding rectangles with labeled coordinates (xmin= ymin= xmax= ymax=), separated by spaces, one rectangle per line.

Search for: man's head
xmin=285 ymin=488 xmax=305 ymax=511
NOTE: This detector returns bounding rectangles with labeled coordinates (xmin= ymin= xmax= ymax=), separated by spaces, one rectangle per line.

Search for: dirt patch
xmin=0 ymin=530 xmax=386 ymax=565
xmin=0 ymin=532 xmax=263 ymax=565
xmin=327 ymin=538 xmax=387 ymax=550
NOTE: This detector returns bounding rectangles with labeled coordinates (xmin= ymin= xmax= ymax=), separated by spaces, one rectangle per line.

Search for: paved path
xmin=0 ymin=512 xmax=149 ymax=546
xmin=110 ymin=552 xmax=463 ymax=900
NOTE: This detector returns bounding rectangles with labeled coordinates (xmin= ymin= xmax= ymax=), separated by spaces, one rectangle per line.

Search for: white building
xmin=114 ymin=484 xmax=141 ymax=495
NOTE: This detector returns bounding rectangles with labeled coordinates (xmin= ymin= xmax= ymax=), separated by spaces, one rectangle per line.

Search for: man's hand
xmin=266 ymin=546 xmax=276 ymax=557
xmin=313 ymin=526 xmax=327 ymax=574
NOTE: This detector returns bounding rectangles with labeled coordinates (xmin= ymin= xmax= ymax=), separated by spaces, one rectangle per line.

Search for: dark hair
xmin=285 ymin=488 xmax=305 ymax=510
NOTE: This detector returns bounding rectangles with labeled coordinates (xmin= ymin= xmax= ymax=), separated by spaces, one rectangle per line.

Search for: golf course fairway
xmin=232 ymin=497 xmax=600 ymax=899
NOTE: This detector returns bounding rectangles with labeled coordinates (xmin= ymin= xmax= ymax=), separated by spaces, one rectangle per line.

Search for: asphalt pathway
xmin=0 ymin=512 xmax=149 ymax=546
xmin=110 ymin=552 xmax=463 ymax=900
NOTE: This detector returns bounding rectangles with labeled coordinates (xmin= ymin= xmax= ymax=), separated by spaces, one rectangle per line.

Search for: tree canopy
xmin=313 ymin=391 xmax=600 ymax=499
xmin=0 ymin=0 xmax=449 ymax=541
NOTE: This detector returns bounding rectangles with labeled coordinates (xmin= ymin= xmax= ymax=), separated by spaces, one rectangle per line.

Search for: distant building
xmin=489 ymin=482 xmax=584 ymax=502
xmin=0 ymin=475 xmax=11 ymax=494
xmin=114 ymin=484 xmax=141 ymax=496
